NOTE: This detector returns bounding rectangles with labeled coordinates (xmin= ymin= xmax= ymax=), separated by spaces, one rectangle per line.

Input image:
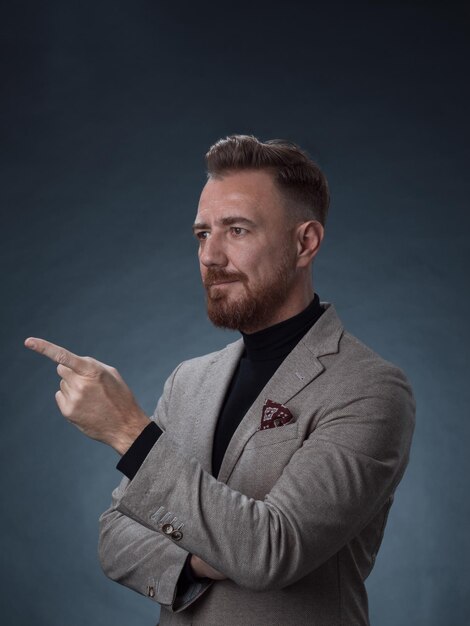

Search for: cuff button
xmin=171 ymin=530 xmax=183 ymax=541
xmin=162 ymin=523 xmax=174 ymax=535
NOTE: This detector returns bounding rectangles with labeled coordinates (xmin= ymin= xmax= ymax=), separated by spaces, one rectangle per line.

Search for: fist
xmin=190 ymin=554 xmax=227 ymax=580
xmin=24 ymin=337 xmax=150 ymax=454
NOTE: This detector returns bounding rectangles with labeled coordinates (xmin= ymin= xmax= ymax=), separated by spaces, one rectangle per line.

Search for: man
xmin=25 ymin=135 xmax=415 ymax=625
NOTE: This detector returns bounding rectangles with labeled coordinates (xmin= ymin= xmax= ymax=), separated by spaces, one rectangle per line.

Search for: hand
xmin=190 ymin=554 xmax=227 ymax=580
xmin=24 ymin=337 xmax=150 ymax=454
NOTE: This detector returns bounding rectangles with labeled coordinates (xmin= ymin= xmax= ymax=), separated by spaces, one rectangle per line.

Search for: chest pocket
xmin=230 ymin=422 xmax=302 ymax=498
xmin=244 ymin=421 xmax=300 ymax=449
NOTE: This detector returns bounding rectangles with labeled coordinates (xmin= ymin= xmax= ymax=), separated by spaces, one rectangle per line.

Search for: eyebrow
xmin=192 ymin=216 xmax=257 ymax=232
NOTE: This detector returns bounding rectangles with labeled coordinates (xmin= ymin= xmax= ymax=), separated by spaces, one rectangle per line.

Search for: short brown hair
xmin=205 ymin=134 xmax=330 ymax=226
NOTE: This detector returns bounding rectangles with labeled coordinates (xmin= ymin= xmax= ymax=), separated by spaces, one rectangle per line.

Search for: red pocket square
xmin=259 ymin=399 xmax=295 ymax=430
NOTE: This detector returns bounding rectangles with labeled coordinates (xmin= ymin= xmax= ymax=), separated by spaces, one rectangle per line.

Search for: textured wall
xmin=1 ymin=2 xmax=469 ymax=625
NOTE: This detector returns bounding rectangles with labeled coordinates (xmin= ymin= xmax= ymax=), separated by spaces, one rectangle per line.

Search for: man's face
xmin=193 ymin=170 xmax=299 ymax=333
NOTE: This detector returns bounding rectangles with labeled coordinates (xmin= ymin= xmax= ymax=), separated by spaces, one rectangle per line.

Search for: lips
xmin=209 ymin=280 xmax=238 ymax=286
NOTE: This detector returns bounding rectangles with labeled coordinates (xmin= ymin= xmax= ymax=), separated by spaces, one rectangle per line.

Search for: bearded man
xmin=25 ymin=135 xmax=415 ymax=626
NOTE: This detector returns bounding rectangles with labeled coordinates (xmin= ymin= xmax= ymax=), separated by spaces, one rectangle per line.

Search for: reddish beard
xmin=203 ymin=249 xmax=296 ymax=332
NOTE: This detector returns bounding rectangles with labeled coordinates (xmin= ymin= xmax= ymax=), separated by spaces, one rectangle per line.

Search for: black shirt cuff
xmin=116 ymin=420 xmax=163 ymax=480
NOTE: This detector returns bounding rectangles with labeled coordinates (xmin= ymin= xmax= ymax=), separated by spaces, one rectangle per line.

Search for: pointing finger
xmin=24 ymin=337 xmax=92 ymax=375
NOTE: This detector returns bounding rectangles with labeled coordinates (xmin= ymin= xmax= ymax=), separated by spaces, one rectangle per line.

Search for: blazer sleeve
xmin=113 ymin=360 xmax=416 ymax=592
xmin=98 ymin=365 xmax=214 ymax=612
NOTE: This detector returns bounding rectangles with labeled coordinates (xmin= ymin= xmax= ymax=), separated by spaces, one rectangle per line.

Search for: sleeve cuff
xmin=116 ymin=420 xmax=163 ymax=480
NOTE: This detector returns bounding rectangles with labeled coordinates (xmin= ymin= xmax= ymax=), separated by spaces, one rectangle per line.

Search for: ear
xmin=295 ymin=220 xmax=324 ymax=268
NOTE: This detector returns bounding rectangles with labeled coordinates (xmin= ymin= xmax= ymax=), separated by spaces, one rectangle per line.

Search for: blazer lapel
xmin=193 ymin=337 xmax=245 ymax=475
xmin=216 ymin=302 xmax=344 ymax=483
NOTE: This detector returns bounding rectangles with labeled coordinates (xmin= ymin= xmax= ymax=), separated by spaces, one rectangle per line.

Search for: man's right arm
xmin=99 ymin=475 xmax=213 ymax=612
xmin=98 ymin=364 xmax=215 ymax=612
xmin=114 ymin=420 xmax=227 ymax=585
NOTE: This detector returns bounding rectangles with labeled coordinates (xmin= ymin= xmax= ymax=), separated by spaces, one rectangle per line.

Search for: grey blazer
xmin=99 ymin=301 xmax=416 ymax=626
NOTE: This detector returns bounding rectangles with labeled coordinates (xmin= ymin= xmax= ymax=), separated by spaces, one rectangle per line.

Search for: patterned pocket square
xmin=258 ymin=399 xmax=295 ymax=430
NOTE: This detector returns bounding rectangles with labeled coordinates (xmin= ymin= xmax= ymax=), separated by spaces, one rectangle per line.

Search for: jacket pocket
xmin=245 ymin=421 xmax=299 ymax=449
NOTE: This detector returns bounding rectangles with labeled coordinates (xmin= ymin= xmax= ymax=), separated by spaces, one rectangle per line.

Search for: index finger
xmin=24 ymin=337 xmax=89 ymax=374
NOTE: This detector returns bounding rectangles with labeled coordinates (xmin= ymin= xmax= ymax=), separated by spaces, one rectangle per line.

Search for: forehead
xmin=196 ymin=170 xmax=286 ymax=224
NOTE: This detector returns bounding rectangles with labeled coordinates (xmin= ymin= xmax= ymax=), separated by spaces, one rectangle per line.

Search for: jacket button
xmin=171 ymin=530 xmax=183 ymax=541
xmin=162 ymin=523 xmax=174 ymax=535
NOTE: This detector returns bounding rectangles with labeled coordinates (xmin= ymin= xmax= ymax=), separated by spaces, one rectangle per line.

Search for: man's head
xmin=194 ymin=135 xmax=329 ymax=333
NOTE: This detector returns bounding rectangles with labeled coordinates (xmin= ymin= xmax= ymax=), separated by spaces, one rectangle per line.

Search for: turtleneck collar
xmin=240 ymin=293 xmax=324 ymax=362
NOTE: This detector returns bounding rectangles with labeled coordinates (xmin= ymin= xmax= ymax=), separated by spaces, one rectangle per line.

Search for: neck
xmin=240 ymin=292 xmax=324 ymax=361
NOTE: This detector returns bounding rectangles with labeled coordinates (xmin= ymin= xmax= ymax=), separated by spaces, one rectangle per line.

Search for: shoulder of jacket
xmin=333 ymin=329 xmax=414 ymax=403
xmin=173 ymin=338 xmax=243 ymax=373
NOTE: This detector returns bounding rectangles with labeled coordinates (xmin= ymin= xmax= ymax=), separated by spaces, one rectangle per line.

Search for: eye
xmin=195 ymin=231 xmax=209 ymax=241
xmin=230 ymin=227 xmax=247 ymax=236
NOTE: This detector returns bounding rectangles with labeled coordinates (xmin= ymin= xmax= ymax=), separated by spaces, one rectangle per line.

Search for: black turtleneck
xmin=211 ymin=292 xmax=324 ymax=477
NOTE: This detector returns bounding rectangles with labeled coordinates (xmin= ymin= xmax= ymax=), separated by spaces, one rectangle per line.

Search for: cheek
xmin=228 ymin=237 xmax=283 ymax=281
xmin=231 ymin=244 xmax=270 ymax=275
xmin=234 ymin=259 xmax=262 ymax=284
xmin=248 ymin=249 xmax=276 ymax=275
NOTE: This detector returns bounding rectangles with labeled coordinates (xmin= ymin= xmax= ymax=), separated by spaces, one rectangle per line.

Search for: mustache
xmin=203 ymin=268 xmax=247 ymax=287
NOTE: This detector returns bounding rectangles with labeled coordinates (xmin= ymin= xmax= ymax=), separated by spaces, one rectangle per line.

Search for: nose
xmin=199 ymin=232 xmax=228 ymax=268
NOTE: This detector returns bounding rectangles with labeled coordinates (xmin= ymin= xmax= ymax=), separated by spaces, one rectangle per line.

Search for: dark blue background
xmin=1 ymin=2 xmax=469 ymax=624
